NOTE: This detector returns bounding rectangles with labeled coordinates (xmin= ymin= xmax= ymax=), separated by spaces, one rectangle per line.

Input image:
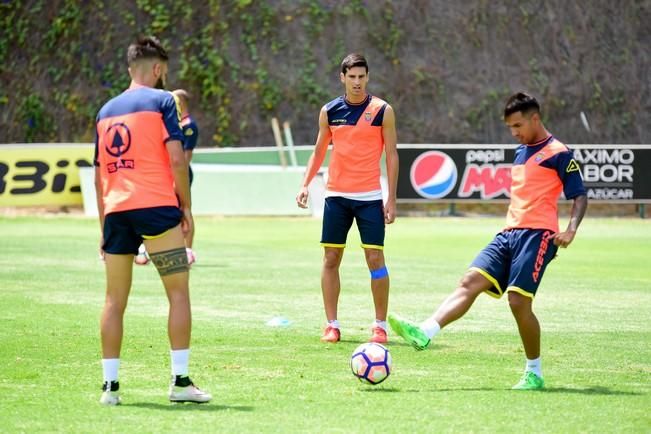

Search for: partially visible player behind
xmin=389 ymin=92 xmax=588 ymax=390
xmin=296 ymin=53 xmax=399 ymax=344
xmin=172 ymin=89 xmax=199 ymax=266
xmin=94 ymin=36 xmax=211 ymax=405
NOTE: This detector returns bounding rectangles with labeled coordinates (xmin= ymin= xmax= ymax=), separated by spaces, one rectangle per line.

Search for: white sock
xmin=327 ymin=319 xmax=340 ymax=329
xmin=420 ymin=316 xmax=441 ymax=339
xmin=102 ymin=358 xmax=120 ymax=383
xmin=171 ymin=349 xmax=190 ymax=377
xmin=526 ymin=357 xmax=542 ymax=377
xmin=374 ymin=319 xmax=388 ymax=331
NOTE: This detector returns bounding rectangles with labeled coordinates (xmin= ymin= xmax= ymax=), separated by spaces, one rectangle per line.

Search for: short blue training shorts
xmin=321 ymin=197 xmax=384 ymax=249
xmin=102 ymin=206 xmax=182 ymax=254
xmin=470 ymin=228 xmax=558 ymax=298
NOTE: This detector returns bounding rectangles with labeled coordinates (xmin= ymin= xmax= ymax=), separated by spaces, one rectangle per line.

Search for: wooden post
xmin=271 ymin=117 xmax=287 ymax=168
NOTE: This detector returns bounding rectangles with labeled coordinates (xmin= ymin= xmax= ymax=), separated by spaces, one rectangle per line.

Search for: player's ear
xmin=340 ymin=72 xmax=345 ymax=84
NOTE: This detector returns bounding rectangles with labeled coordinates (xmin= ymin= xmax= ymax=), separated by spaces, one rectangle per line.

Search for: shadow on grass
xmin=124 ymin=402 xmax=254 ymax=411
xmin=358 ymin=387 xmax=400 ymax=393
xmin=398 ymin=386 xmax=643 ymax=396
xmin=541 ymin=386 xmax=643 ymax=396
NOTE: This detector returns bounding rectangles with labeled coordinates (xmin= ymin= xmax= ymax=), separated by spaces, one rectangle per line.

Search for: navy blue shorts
xmin=102 ymin=206 xmax=182 ymax=255
xmin=321 ymin=197 xmax=384 ymax=249
xmin=470 ymin=228 xmax=558 ymax=298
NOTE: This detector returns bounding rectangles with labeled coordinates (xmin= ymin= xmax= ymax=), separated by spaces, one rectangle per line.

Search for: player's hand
xmin=296 ymin=187 xmax=309 ymax=208
xmin=384 ymin=199 xmax=396 ymax=224
xmin=552 ymin=230 xmax=576 ymax=248
xmin=181 ymin=207 xmax=193 ymax=237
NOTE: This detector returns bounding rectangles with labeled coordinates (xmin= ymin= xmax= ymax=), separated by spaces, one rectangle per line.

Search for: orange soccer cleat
xmin=369 ymin=326 xmax=388 ymax=344
xmin=320 ymin=326 xmax=341 ymax=343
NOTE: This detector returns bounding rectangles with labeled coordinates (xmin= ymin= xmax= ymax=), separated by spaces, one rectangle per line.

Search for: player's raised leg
xmin=144 ymin=224 xmax=211 ymax=403
xmin=99 ymin=253 xmax=134 ymax=405
xmin=389 ymin=270 xmax=491 ymax=350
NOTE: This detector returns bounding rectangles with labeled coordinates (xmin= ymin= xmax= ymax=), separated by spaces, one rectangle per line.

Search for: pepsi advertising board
xmin=397 ymin=145 xmax=651 ymax=203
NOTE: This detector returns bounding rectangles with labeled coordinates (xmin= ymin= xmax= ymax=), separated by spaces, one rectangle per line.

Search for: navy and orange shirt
xmin=180 ymin=115 xmax=199 ymax=151
xmin=325 ymin=94 xmax=387 ymax=194
xmin=94 ymin=84 xmax=184 ymax=215
xmin=506 ymin=135 xmax=586 ymax=232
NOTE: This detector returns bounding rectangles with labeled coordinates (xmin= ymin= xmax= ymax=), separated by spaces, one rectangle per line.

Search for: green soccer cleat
xmin=388 ymin=313 xmax=430 ymax=350
xmin=512 ymin=371 xmax=545 ymax=390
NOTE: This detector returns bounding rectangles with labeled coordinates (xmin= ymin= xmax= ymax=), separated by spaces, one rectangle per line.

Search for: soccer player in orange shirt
xmin=94 ymin=36 xmax=210 ymax=405
xmin=389 ymin=92 xmax=588 ymax=390
xmin=296 ymin=53 xmax=399 ymax=344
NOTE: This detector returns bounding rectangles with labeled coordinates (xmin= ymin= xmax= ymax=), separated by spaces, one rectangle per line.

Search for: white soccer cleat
xmin=99 ymin=390 xmax=121 ymax=405
xmin=99 ymin=381 xmax=121 ymax=406
xmin=169 ymin=377 xmax=212 ymax=403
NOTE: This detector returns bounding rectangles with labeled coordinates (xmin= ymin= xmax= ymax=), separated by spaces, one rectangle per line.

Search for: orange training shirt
xmin=325 ymin=95 xmax=387 ymax=193
xmin=506 ymin=136 xmax=586 ymax=232
xmin=94 ymin=84 xmax=184 ymax=214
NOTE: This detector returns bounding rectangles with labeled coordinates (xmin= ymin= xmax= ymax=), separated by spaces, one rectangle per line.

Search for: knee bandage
xmin=370 ymin=266 xmax=389 ymax=280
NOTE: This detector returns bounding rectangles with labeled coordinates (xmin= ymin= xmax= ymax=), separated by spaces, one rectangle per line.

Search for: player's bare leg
xmin=364 ymin=248 xmax=389 ymax=321
xmin=508 ymin=292 xmax=540 ymax=359
xmin=389 ymin=270 xmax=491 ymax=350
xmin=321 ymin=247 xmax=344 ymax=342
xmin=99 ymin=253 xmax=133 ymax=405
xmin=433 ymin=270 xmax=492 ymax=327
xmin=100 ymin=254 xmax=134 ymax=358
xmin=508 ymin=291 xmax=544 ymax=390
xmin=322 ymin=247 xmax=344 ymax=321
xmin=144 ymin=225 xmax=191 ymax=350
xmin=145 ymin=225 xmax=211 ymax=403
xmin=365 ymin=247 xmax=389 ymax=343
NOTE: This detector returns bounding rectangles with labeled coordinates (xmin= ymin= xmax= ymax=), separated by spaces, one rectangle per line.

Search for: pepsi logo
xmin=410 ymin=151 xmax=458 ymax=199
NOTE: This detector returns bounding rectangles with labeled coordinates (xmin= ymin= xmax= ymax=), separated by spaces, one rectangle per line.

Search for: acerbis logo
xmin=105 ymin=123 xmax=131 ymax=157
xmin=410 ymin=151 xmax=458 ymax=199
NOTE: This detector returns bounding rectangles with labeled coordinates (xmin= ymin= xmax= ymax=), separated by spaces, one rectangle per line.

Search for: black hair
xmin=341 ymin=53 xmax=368 ymax=74
xmin=127 ymin=36 xmax=169 ymax=65
xmin=504 ymin=92 xmax=540 ymax=118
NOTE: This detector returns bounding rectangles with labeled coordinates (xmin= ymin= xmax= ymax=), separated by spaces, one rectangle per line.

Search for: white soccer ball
xmin=350 ymin=342 xmax=392 ymax=385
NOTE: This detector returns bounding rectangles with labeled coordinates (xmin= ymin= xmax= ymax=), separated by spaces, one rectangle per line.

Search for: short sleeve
xmin=549 ymin=150 xmax=587 ymax=199
xmin=161 ymin=93 xmax=184 ymax=143
xmin=183 ymin=123 xmax=199 ymax=150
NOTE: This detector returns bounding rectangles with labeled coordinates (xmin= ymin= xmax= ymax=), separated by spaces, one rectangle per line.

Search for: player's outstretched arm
xmin=383 ymin=105 xmax=398 ymax=224
xmin=553 ymin=194 xmax=588 ymax=248
xmin=297 ymin=107 xmax=332 ymax=208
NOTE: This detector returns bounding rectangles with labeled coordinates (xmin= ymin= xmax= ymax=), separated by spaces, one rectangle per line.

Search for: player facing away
xmin=172 ymin=89 xmax=198 ymax=266
xmin=389 ymin=92 xmax=588 ymax=390
xmin=94 ymin=36 xmax=211 ymax=405
xmin=296 ymin=53 xmax=399 ymax=344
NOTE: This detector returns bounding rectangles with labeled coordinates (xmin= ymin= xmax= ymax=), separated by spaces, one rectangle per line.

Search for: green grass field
xmin=1 ymin=215 xmax=650 ymax=433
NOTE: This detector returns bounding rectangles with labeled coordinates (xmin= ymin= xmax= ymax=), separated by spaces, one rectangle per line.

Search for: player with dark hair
xmin=296 ymin=53 xmax=399 ymax=344
xmin=389 ymin=91 xmax=588 ymax=390
xmin=94 ymin=36 xmax=210 ymax=405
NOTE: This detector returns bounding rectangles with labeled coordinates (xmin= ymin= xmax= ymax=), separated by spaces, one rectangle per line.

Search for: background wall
xmin=1 ymin=0 xmax=649 ymax=146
